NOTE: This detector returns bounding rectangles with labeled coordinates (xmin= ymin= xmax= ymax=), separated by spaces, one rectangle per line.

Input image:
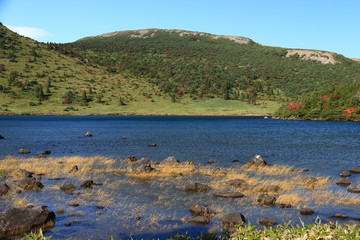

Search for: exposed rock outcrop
xmin=0 ymin=206 xmax=55 ymax=238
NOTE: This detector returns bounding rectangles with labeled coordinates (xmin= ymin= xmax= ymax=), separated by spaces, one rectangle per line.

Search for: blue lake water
xmin=0 ymin=116 xmax=359 ymax=176
xmin=0 ymin=116 xmax=359 ymax=239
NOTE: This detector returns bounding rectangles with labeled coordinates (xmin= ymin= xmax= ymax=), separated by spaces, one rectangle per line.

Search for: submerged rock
xmin=299 ymin=207 xmax=314 ymax=215
xmin=227 ymin=179 xmax=247 ymax=188
xmin=349 ymin=168 xmax=360 ymax=174
xmin=331 ymin=213 xmax=349 ymax=219
xmin=221 ymin=212 xmax=246 ymax=227
xmin=0 ymin=206 xmax=55 ymax=238
xmin=0 ymin=135 xmax=4 ymax=139
xmin=335 ymin=179 xmax=351 ymax=187
xmin=258 ymin=193 xmax=276 ymax=206
xmin=213 ymin=192 xmax=245 ymax=198
xmin=347 ymin=187 xmax=360 ymax=193
xmin=60 ymin=183 xmax=76 ymax=193
xmin=185 ymin=182 xmax=210 ymax=192
xmin=189 ymin=204 xmax=215 ymax=217
xmin=259 ymin=217 xmax=276 ymax=226
xmin=188 ymin=216 xmax=210 ymax=225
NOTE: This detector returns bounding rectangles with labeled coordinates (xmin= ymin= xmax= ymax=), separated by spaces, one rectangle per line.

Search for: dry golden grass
xmin=277 ymin=193 xmax=303 ymax=206
xmin=241 ymin=164 xmax=295 ymax=176
xmin=0 ymin=155 xmax=117 ymax=177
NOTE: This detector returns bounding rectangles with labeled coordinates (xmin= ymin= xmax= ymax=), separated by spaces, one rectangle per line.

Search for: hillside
xmin=0 ymin=24 xmax=359 ymax=119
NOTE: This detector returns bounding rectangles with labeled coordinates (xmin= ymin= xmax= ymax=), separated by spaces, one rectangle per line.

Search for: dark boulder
xmin=245 ymin=155 xmax=268 ymax=167
xmin=299 ymin=207 xmax=314 ymax=215
xmin=213 ymin=192 xmax=245 ymax=198
xmin=80 ymin=180 xmax=96 ymax=189
xmin=208 ymin=159 xmax=215 ymax=164
xmin=129 ymin=158 xmax=154 ymax=173
xmin=189 ymin=204 xmax=215 ymax=217
xmin=279 ymin=203 xmax=292 ymax=208
xmin=221 ymin=212 xmax=246 ymax=227
xmin=85 ymin=131 xmax=92 ymax=137
xmin=18 ymin=149 xmax=30 ymax=154
xmin=331 ymin=213 xmax=349 ymax=219
xmin=339 ymin=172 xmax=351 ymax=177
xmin=335 ymin=179 xmax=351 ymax=187
xmin=227 ymin=179 xmax=247 ymax=188
xmin=161 ymin=156 xmax=180 ymax=165
xmin=259 ymin=217 xmax=276 ymax=226
xmin=42 ymin=150 xmax=51 ymax=155
xmin=347 ymin=187 xmax=360 ymax=193
xmin=0 ymin=183 xmax=10 ymax=196
xmin=124 ymin=155 xmax=137 ymax=163
xmin=185 ymin=182 xmax=210 ymax=192
xmin=257 ymin=193 xmax=276 ymax=206
xmin=60 ymin=183 xmax=76 ymax=193
xmin=0 ymin=135 xmax=4 ymax=139
xmin=0 ymin=206 xmax=55 ymax=238
xmin=187 ymin=216 xmax=210 ymax=225
xmin=349 ymin=168 xmax=360 ymax=173
xmin=11 ymin=170 xmax=43 ymax=191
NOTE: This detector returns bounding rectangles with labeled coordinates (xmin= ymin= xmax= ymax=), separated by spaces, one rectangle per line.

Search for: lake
xmin=0 ymin=116 xmax=359 ymax=239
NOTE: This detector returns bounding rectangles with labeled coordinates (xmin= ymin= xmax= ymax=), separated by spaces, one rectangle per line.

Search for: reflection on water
xmin=0 ymin=116 xmax=359 ymax=239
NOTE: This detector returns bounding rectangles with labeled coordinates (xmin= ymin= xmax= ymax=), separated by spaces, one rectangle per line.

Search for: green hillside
xmin=0 ymin=24 xmax=359 ymax=119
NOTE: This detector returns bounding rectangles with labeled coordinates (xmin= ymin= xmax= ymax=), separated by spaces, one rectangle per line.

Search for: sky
xmin=0 ymin=0 xmax=359 ymax=58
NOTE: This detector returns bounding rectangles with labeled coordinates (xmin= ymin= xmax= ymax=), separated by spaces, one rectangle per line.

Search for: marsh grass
xmin=0 ymin=155 xmax=117 ymax=177
xmin=1 ymin=156 xmax=359 ymax=239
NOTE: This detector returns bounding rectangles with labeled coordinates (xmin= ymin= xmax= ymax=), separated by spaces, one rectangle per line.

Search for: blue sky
xmin=1 ymin=0 xmax=359 ymax=58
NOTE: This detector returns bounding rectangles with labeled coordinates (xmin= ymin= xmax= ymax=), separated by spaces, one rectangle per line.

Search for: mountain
xmin=0 ymin=25 xmax=359 ymax=119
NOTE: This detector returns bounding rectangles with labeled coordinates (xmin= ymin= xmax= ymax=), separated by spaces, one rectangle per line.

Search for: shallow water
xmin=0 ymin=116 xmax=359 ymax=239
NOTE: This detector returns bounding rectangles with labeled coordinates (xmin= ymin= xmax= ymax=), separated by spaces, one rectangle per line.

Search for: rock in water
xmin=85 ymin=131 xmax=93 ymax=137
xmin=80 ymin=180 xmax=96 ymax=189
xmin=161 ymin=156 xmax=180 ymax=165
xmin=335 ymin=179 xmax=351 ymax=187
xmin=299 ymin=207 xmax=314 ymax=215
xmin=0 ymin=206 xmax=55 ymax=238
xmin=189 ymin=204 xmax=215 ymax=217
xmin=60 ymin=183 xmax=76 ymax=193
xmin=18 ymin=149 xmax=30 ymax=154
xmin=258 ymin=193 xmax=276 ymax=206
xmin=129 ymin=158 xmax=154 ymax=173
xmin=245 ymin=155 xmax=268 ymax=167
xmin=349 ymin=168 xmax=360 ymax=173
xmin=221 ymin=212 xmax=246 ymax=227
xmin=213 ymin=192 xmax=245 ymax=198
xmin=188 ymin=216 xmax=210 ymax=225
xmin=185 ymin=182 xmax=210 ymax=192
